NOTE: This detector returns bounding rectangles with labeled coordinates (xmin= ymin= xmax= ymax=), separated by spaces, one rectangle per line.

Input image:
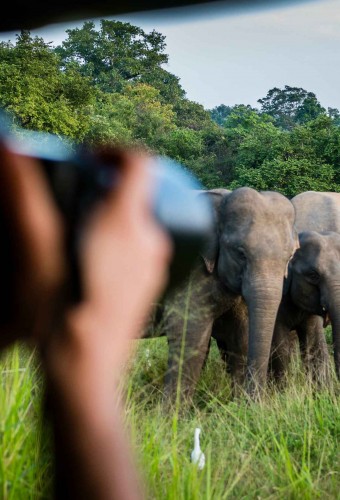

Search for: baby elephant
xmin=271 ymin=230 xmax=340 ymax=383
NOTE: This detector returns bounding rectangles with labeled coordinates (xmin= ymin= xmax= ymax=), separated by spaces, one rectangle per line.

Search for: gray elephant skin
xmin=273 ymin=191 xmax=340 ymax=381
xmin=271 ymin=231 xmax=338 ymax=383
xmin=162 ymin=186 xmax=297 ymax=401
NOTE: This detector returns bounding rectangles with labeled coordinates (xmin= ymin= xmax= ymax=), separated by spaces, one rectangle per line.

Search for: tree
xmin=228 ymin=114 xmax=340 ymax=196
xmin=230 ymin=158 xmax=338 ymax=197
xmin=258 ymin=85 xmax=326 ymax=130
xmin=161 ymin=127 xmax=203 ymax=161
xmin=328 ymin=107 xmax=340 ymax=127
xmin=223 ymin=104 xmax=271 ymax=130
xmin=209 ymin=104 xmax=233 ymax=126
xmin=55 ymin=20 xmax=172 ymax=95
xmin=0 ymin=31 xmax=94 ymax=140
xmin=289 ymin=116 xmax=340 ymax=184
xmin=85 ymin=83 xmax=176 ymax=150
xmin=3 ymin=25 xmax=340 ymax=195
xmin=211 ymin=105 xmax=281 ymax=184
xmin=173 ymin=99 xmax=212 ymax=131
xmin=140 ymin=66 xmax=185 ymax=105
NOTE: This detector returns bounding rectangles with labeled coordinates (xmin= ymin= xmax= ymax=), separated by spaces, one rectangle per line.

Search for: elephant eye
xmin=305 ymin=269 xmax=320 ymax=284
xmin=225 ymin=241 xmax=247 ymax=263
xmin=235 ymin=246 xmax=247 ymax=261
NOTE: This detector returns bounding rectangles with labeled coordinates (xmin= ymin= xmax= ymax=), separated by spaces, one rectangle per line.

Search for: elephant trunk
xmin=326 ymin=284 xmax=340 ymax=379
xmin=243 ymin=275 xmax=283 ymax=396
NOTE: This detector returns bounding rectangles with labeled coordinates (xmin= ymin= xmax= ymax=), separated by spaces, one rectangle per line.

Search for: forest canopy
xmin=0 ymin=21 xmax=339 ymax=196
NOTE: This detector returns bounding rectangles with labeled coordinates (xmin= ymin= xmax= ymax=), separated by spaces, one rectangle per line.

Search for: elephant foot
xmin=244 ymin=369 xmax=268 ymax=402
xmin=163 ymin=374 xmax=196 ymax=409
xmin=229 ymin=380 xmax=247 ymax=401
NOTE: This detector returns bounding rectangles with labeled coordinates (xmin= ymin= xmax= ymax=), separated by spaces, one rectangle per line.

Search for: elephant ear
xmin=284 ymin=229 xmax=300 ymax=294
xmin=283 ymin=262 xmax=292 ymax=295
xmin=196 ymin=189 xmax=230 ymax=273
xmin=293 ymin=227 xmax=300 ymax=254
xmin=285 ymin=227 xmax=300 ymax=278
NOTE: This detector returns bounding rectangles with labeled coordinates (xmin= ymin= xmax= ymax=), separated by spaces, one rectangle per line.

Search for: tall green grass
xmin=127 ymin=338 xmax=340 ymax=499
xmin=0 ymin=346 xmax=51 ymax=499
xmin=0 ymin=338 xmax=339 ymax=499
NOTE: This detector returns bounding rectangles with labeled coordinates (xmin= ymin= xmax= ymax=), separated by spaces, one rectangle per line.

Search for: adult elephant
xmin=292 ymin=191 xmax=340 ymax=233
xmin=281 ymin=191 xmax=340 ymax=380
xmin=163 ymin=187 xmax=298 ymax=401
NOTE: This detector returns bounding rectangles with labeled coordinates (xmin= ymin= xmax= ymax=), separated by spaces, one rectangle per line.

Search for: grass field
xmin=0 ymin=336 xmax=339 ymax=499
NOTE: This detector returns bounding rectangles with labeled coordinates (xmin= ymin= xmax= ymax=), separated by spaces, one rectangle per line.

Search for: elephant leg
xmin=212 ymin=303 xmax=248 ymax=394
xmin=202 ymin=338 xmax=211 ymax=370
xmin=165 ymin=317 xmax=214 ymax=405
xmin=215 ymin=338 xmax=246 ymax=398
xmin=142 ymin=302 xmax=166 ymax=338
xmin=162 ymin=262 xmax=232 ymax=405
xmin=270 ymin=322 xmax=298 ymax=386
xmin=216 ymin=338 xmax=229 ymax=367
xmin=296 ymin=315 xmax=331 ymax=386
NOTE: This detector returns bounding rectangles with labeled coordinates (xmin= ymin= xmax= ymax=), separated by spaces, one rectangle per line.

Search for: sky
xmin=1 ymin=0 xmax=339 ymax=111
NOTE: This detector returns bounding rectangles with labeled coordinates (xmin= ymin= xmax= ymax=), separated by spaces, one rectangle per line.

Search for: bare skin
xmin=0 ymin=145 xmax=172 ymax=499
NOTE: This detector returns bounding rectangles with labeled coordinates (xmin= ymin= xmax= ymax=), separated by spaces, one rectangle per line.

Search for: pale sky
xmin=1 ymin=0 xmax=339 ymax=111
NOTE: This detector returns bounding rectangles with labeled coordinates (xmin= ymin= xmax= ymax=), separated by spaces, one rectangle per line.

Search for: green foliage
xmin=1 ymin=24 xmax=340 ymax=193
xmin=173 ymin=99 xmax=213 ymax=131
xmin=209 ymin=104 xmax=232 ymax=126
xmin=0 ymin=31 xmax=94 ymax=140
xmin=289 ymin=116 xmax=340 ymax=182
xmin=228 ymin=112 xmax=340 ymax=196
xmin=55 ymin=20 xmax=173 ymax=97
xmin=215 ymin=106 xmax=281 ymax=184
xmin=85 ymin=83 xmax=176 ymax=149
xmin=328 ymin=107 xmax=340 ymax=127
xmin=258 ymin=85 xmax=326 ymax=130
xmin=161 ymin=127 xmax=203 ymax=161
xmin=84 ymin=91 xmax=134 ymax=145
xmin=223 ymin=104 xmax=270 ymax=130
xmin=184 ymin=155 xmax=224 ymax=189
xmin=231 ymin=158 xmax=338 ymax=198
xmin=140 ymin=66 xmax=186 ymax=105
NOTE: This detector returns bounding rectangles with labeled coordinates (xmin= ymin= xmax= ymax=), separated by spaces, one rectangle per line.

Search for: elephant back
xmin=292 ymin=191 xmax=340 ymax=234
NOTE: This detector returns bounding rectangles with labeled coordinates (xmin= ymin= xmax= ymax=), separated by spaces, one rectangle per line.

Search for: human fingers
xmin=0 ymin=145 xmax=66 ymax=345
xmin=0 ymin=146 xmax=65 ymax=289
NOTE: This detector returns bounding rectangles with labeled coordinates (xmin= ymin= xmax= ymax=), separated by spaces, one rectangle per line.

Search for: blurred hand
xmin=50 ymin=149 xmax=172 ymax=380
xmin=0 ymin=144 xmax=172 ymax=499
xmin=0 ymin=144 xmax=66 ymax=347
xmin=44 ymin=148 xmax=172 ymax=500
xmin=0 ymin=144 xmax=171 ymax=372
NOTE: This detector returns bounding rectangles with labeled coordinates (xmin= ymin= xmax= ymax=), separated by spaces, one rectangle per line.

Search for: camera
xmin=0 ymin=122 xmax=214 ymax=301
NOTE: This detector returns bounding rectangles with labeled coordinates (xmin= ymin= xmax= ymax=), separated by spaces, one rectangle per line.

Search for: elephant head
xmin=289 ymin=231 xmax=340 ymax=378
xmin=201 ymin=187 xmax=299 ymax=392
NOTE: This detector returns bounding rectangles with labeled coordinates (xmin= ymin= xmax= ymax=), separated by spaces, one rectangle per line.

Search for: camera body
xmin=1 ymin=125 xmax=214 ymax=300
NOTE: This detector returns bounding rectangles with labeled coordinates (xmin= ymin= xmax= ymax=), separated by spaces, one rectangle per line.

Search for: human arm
xmin=0 ymin=145 xmax=171 ymax=499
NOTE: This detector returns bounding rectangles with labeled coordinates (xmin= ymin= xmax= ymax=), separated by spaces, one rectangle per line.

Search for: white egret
xmin=191 ymin=427 xmax=205 ymax=470
xmin=145 ymin=348 xmax=151 ymax=368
